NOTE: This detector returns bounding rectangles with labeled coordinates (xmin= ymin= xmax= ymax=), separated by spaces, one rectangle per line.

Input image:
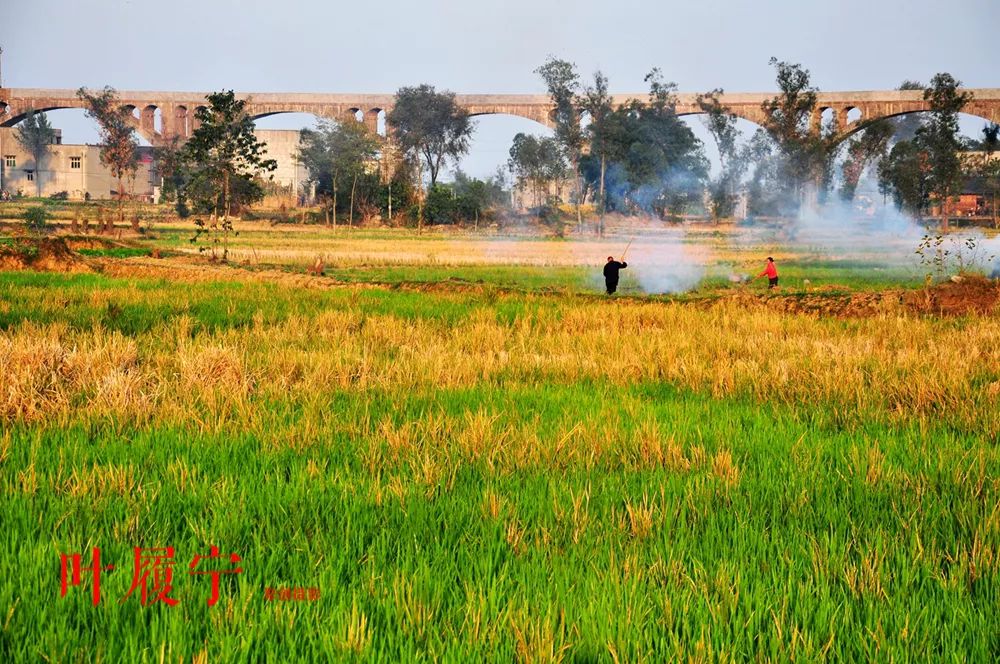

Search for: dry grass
xmin=2 ymin=294 xmax=998 ymax=438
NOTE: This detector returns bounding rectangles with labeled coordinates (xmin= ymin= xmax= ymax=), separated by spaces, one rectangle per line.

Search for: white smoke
xmin=791 ymin=197 xmax=925 ymax=254
xmin=589 ymin=226 xmax=706 ymax=294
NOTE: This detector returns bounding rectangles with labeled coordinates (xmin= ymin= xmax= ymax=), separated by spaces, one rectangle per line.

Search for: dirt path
xmin=4 ymin=247 xmax=997 ymax=317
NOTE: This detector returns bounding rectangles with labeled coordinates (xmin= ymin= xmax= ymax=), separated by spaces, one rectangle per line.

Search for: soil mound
xmin=741 ymin=277 xmax=1000 ymax=318
xmin=0 ymin=237 xmax=91 ymax=273
xmin=904 ymin=276 xmax=1000 ymax=316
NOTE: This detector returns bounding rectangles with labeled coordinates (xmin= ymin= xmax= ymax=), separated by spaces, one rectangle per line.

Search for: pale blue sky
xmin=2 ymin=0 xmax=998 ymax=177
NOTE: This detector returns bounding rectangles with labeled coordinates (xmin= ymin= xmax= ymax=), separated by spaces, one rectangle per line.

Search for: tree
xmin=980 ymin=122 xmax=999 ymax=152
xmin=298 ymin=119 xmax=380 ymax=225
xmin=507 ymin=133 xmax=568 ymax=209
xmin=974 ymin=122 xmax=1000 ymax=227
xmin=590 ymin=70 xmax=707 ymax=220
xmin=918 ymin=73 xmax=972 ymax=229
xmin=388 ymin=84 xmax=473 ymax=193
xmin=745 ymin=128 xmax=783 ymax=217
xmin=697 ymin=89 xmax=749 ymax=220
xmin=14 ymin=109 xmax=56 ymax=197
xmin=23 ymin=206 xmax=50 ymax=235
xmin=77 ymin=86 xmax=139 ymax=226
xmin=759 ymin=58 xmax=833 ymax=214
xmin=535 ymin=57 xmax=585 ymax=230
xmin=878 ymin=140 xmax=930 ymax=215
xmin=182 ymin=90 xmax=277 ymax=260
xmin=889 ymin=80 xmax=927 ymax=144
xmin=153 ymin=137 xmax=189 ymax=214
xmin=579 ymin=71 xmax=616 ymax=234
xmin=453 ymin=169 xmax=508 ymax=227
xmin=839 ymin=120 xmax=894 ymax=202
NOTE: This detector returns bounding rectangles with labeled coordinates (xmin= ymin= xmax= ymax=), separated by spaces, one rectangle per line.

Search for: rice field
xmin=1 ymin=223 xmax=999 ymax=661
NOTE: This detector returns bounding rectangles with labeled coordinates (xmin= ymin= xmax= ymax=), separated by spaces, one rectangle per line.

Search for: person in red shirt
xmin=757 ymin=257 xmax=778 ymax=289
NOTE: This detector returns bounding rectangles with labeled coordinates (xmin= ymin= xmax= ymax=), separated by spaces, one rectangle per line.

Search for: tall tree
xmin=839 ymin=120 xmax=894 ymax=202
xmin=579 ymin=70 xmax=616 ymax=235
xmin=508 ymin=133 xmax=568 ymax=209
xmin=890 ymin=80 xmax=927 ymax=144
xmin=182 ymin=90 xmax=277 ymax=259
xmin=77 ymin=86 xmax=139 ymax=225
xmin=153 ymin=136 xmax=188 ymax=211
xmin=918 ymin=73 xmax=972 ymax=229
xmin=298 ymin=119 xmax=380 ymax=226
xmin=697 ymin=89 xmax=749 ymax=220
xmin=759 ymin=58 xmax=831 ymax=214
xmin=14 ymin=109 xmax=56 ymax=197
xmin=387 ymin=84 xmax=473 ymax=190
xmin=878 ymin=140 xmax=930 ymax=216
xmin=598 ymin=70 xmax=707 ymax=219
xmin=745 ymin=128 xmax=782 ymax=217
xmin=535 ymin=57 xmax=585 ymax=230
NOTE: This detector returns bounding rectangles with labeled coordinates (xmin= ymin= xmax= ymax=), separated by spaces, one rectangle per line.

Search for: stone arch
xmin=465 ymin=109 xmax=554 ymax=130
xmin=192 ymin=105 xmax=208 ymax=131
xmin=364 ymin=108 xmax=382 ymax=135
xmin=454 ymin=112 xmax=556 ymax=182
xmin=1 ymin=104 xmax=78 ymax=127
xmin=141 ymin=105 xmax=162 ymax=138
xmin=675 ymin=111 xmax=768 ymax=174
xmin=811 ymin=106 xmax=836 ymax=133
xmin=845 ymin=106 xmax=863 ymax=125
xmin=834 ymin=109 xmax=1000 ymax=145
xmin=676 ymin=109 xmax=768 ymax=133
xmin=456 ymin=102 xmax=556 ymax=129
xmin=175 ymin=105 xmax=190 ymax=137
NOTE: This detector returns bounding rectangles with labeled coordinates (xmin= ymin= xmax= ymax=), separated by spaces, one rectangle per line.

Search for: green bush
xmin=22 ymin=206 xmax=50 ymax=233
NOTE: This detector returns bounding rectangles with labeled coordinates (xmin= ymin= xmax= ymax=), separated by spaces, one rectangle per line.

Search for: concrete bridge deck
xmin=2 ymin=87 xmax=998 ymax=144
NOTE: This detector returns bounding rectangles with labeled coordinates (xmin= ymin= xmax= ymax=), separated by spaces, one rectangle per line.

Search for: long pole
xmin=620 ymin=238 xmax=634 ymax=262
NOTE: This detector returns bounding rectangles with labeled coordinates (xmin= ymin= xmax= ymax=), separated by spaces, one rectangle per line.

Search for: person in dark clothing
xmin=603 ymin=256 xmax=628 ymax=294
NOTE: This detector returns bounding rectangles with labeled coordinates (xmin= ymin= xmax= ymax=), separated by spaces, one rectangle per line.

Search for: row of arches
xmin=119 ymin=103 xmax=209 ymax=139
xmin=2 ymin=102 xmax=996 ymax=182
xmin=814 ymin=106 xmax=864 ymax=131
xmin=253 ymin=107 xmax=389 ymax=136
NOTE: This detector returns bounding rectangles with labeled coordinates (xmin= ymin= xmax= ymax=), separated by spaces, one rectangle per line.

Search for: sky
xmin=2 ymin=0 xmax=998 ymax=177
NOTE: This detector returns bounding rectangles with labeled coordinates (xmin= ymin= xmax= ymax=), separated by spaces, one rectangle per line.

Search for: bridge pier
xmin=139 ymin=105 xmax=161 ymax=142
xmin=364 ymin=109 xmax=380 ymax=135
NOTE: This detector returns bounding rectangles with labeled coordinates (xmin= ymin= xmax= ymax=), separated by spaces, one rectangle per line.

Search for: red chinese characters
xmin=189 ymin=545 xmax=243 ymax=606
xmin=121 ymin=547 xmax=180 ymax=606
xmin=60 ymin=548 xmax=114 ymax=606
xmin=59 ymin=546 xmax=244 ymax=606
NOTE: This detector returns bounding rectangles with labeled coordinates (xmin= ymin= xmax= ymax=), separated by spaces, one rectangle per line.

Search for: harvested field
xmin=1 ymin=223 xmax=998 ymax=662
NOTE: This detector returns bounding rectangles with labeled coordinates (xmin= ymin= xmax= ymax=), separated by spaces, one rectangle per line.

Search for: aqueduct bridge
xmin=2 ymin=87 xmax=999 ymax=144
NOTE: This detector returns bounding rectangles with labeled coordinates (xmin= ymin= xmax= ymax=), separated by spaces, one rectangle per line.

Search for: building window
xmin=70 ymin=156 xmax=81 ymax=169
xmin=26 ymin=171 xmax=34 ymax=182
xmin=3 ymin=155 xmax=14 ymax=168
